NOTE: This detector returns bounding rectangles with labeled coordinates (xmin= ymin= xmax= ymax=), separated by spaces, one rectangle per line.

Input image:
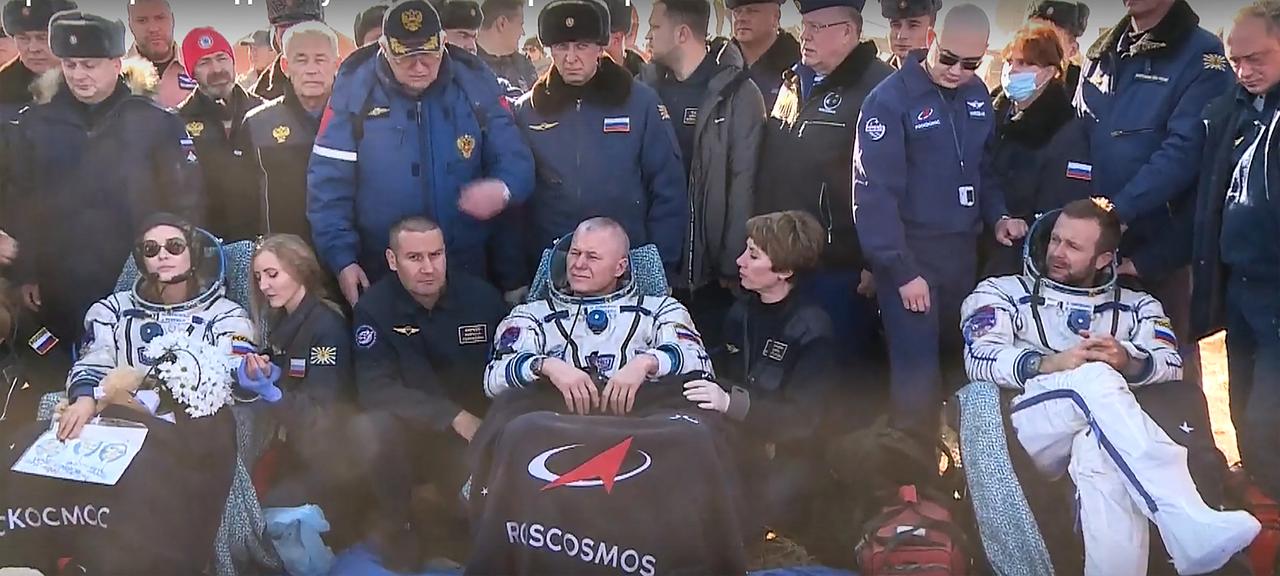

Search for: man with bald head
xmin=853 ymin=4 xmax=1019 ymax=444
xmin=125 ymin=0 xmax=192 ymax=108
xmin=486 ymin=217 xmax=712 ymax=417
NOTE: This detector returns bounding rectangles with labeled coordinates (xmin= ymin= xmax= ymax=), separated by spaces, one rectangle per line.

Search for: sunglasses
xmin=938 ymin=49 xmax=984 ymax=71
xmin=138 ymin=238 xmax=188 ymax=259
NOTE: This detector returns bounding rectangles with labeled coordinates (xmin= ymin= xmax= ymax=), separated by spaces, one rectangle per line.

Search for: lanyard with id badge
xmin=936 ymin=88 xmax=977 ymax=208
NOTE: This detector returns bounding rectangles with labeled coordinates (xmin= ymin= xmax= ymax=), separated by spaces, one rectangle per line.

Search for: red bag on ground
xmin=856 ymin=485 xmax=968 ymax=576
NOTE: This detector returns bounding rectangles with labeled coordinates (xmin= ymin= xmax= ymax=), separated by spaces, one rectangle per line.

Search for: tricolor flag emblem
xmin=28 ymin=328 xmax=58 ymax=355
xmin=289 ymin=358 xmax=306 ymax=379
xmin=1066 ymin=161 xmax=1093 ymax=181
xmin=1154 ymin=327 xmax=1178 ymax=347
xmin=231 ymin=336 xmax=255 ymax=356
xmin=603 ymin=116 xmax=631 ymax=133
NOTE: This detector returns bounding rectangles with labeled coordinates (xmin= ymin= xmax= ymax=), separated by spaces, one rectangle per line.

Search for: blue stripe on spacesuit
xmin=1011 ymin=389 xmax=1159 ymax=515
xmin=657 ymin=343 xmax=681 ymax=374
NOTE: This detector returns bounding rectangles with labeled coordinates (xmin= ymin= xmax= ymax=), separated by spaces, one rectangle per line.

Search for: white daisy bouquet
xmin=141 ymin=331 xmax=238 ymax=418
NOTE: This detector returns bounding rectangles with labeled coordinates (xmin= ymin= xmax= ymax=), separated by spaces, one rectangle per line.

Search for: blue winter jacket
xmin=1074 ymin=0 xmax=1233 ymax=282
xmin=513 ymin=58 xmax=687 ymax=270
xmin=308 ymin=44 xmax=535 ymax=285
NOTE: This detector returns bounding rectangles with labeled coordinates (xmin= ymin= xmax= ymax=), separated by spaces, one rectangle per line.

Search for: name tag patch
xmin=458 ymin=324 xmax=488 ymax=345
xmin=763 ymin=339 xmax=789 ymax=362
xmin=967 ymin=100 xmax=987 ymax=118
xmin=682 ymin=107 xmax=698 ymax=125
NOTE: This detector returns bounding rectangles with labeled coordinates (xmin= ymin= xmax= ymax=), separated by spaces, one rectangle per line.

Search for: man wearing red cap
xmin=177 ymin=27 xmax=264 ymax=242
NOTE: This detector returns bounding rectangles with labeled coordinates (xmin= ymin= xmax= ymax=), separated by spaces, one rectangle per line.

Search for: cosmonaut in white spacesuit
xmin=485 ymin=218 xmax=712 ymax=415
xmin=59 ymin=213 xmax=254 ymax=438
xmin=960 ymin=199 xmax=1260 ymax=575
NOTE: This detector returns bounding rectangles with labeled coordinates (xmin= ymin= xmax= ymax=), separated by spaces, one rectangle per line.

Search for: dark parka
xmin=756 ymin=41 xmax=891 ymax=271
xmin=1189 ymin=88 xmax=1280 ymax=338
xmin=514 ymin=57 xmax=687 ymax=270
xmin=639 ymin=42 xmax=766 ymax=290
xmin=241 ymin=81 xmax=321 ymax=244
xmin=980 ymin=80 xmax=1092 ymax=277
xmin=0 ymin=58 xmax=35 ymax=232
xmin=9 ymin=62 xmax=204 ymax=344
xmin=1074 ymin=0 xmax=1233 ymax=283
xmin=177 ymin=85 xmax=263 ymax=242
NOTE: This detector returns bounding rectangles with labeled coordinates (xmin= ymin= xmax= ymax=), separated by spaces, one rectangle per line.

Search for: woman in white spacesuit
xmin=56 ymin=212 xmax=254 ymax=439
xmin=0 ymin=213 xmax=255 ymax=574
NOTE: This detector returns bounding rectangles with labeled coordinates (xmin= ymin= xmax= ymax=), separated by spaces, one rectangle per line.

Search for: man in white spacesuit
xmin=960 ymin=198 xmax=1260 ymax=576
xmin=485 ymin=217 xmax=712 ymax=415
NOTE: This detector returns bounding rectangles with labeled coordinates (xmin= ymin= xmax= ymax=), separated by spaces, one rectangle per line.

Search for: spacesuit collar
xmin=1022 ymin=211 xmax=1117 ymax=298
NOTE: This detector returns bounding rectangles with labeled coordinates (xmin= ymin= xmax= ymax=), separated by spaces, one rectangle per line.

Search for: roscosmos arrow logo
xmin=527 ymin=437 xmax=652 ymax=494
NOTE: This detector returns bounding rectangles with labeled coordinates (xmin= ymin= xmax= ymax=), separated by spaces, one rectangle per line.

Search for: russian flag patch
xmin=1066 ymin=161 xmax=1093 ymax=181
xmin=28 ymin=327 xmax=58 ymax=355
xmin=231 ymin=335 xmax=255 ymax=356
xmin=289 ymin=358 xmax=306 ymax=379
xmin=603 ymin=116 xmax=631 ymax=133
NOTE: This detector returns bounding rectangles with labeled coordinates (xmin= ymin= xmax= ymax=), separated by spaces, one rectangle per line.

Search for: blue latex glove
xmin=236 ymin=357 xmax=283 ymax=403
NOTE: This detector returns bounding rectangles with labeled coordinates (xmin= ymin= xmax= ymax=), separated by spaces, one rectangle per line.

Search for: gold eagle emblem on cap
xmin=457 ymin=134 xmax=476 ymax=159
xmin=402 ymin=9 xmax=424 ymax=32
xmin=565 ymin=16 xmax=575 ymax=28
xmin=186 ymin=121 xmax=205 ymax=138
xmin=273 ymin=125 xmax=291 ymax=144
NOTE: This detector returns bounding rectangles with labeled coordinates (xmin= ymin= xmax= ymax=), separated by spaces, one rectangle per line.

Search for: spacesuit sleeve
xmin=645 ymin=297 xmax=714 ymax=379
xmin=961 ymin=280 xmax=1036 ymax=390
xmin=66 ymin=297 xmax=123 ymax=401
xmin=1121 ymin=294 xmax=1185 ymax=387
xmin=484 ymin=305 xmax=547 ymax=398
xmin=209 ymin=304 xmax=257 ymax=367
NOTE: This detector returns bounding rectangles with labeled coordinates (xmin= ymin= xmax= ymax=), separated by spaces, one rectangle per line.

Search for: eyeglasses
xmin=800 ymin=20 xmax=851 ymax=35
xmin=138 ymin=238 xmax=188 ymax=259
xmin=938 ymin=49 xmax=984 ymax=71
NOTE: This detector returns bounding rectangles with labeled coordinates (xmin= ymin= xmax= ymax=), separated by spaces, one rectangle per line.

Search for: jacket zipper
xmin=818 ymin=182 xmax=833 ymax=244
xmin=258 ymin=146 xmax=272 ymax=234
xmin=798 ymin=119 xmax=846 ymax=137
xmin=418 ymin=100 xmax=433 ymax=219
xmin=1110 ymin=127 xmax=1155 ymax=137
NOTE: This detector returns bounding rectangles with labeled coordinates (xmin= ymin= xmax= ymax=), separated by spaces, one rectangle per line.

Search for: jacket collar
xmin=785 ymin=40 xmax=879 ymax=97
xmin=529 ymin=57 xmax=633 ymax=116
xmin=386 ymin=272 xmax=459 ymax=318
xmin=127 ymin=42 xmax=184 ymax=74
xmin=269 ymin=291 xmax=323 ymax=349
xmin=279 ymin=80 xmax=324 ymax=131
xmin=0 ymin=57 xmax=34 ymax=104
xmin=375 ymin=50 xmax=456 ymax=100
xmin=993 ymin=80 xmax=1075 ymax=147
xmin=750 ymin=30 xmax=800 ymax=73
xmin=179 ymin=83 xmax=257 ymax=123
xmin=1086 ymin=0 xmax=1200 ymax=60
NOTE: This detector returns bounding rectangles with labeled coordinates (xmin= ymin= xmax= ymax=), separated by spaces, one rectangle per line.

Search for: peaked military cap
xmin=383 ymin=0 xmax=444 ymax=56
xmin=879 ymin=0 xmax=942 ymax=20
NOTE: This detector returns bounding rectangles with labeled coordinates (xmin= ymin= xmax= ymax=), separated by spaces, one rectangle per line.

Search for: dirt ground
xmin=1201 ymin=333 xmax=1239 ymax=465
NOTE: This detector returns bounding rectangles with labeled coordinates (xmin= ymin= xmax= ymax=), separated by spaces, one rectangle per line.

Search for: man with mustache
xmin=125 ymin=0 xmax=191 ymax=109
xmin=176 ymin=27 xmax=263 ymax=242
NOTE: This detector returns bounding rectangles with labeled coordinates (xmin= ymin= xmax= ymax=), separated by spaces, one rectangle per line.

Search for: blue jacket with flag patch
xmin=307 ymin=44 xmax=534 ymax=286
xmin=513 ymin=58 xmax=687 ymax=271
xmin=1074 ymin=0 xmax=1233 ymax=282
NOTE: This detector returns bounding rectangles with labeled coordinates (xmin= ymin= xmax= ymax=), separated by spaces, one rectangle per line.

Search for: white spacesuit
xmin=960 ymin=215 xmax=1259 ymax=576
xmin=66 ymin=229 xmax=255 ymax=412
xmin=484 ymin=252 xmax=712 ymax=399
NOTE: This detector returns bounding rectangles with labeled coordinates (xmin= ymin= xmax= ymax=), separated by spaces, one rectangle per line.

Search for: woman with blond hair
xmin=239 ymin=233 xmax=353 ymax=510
